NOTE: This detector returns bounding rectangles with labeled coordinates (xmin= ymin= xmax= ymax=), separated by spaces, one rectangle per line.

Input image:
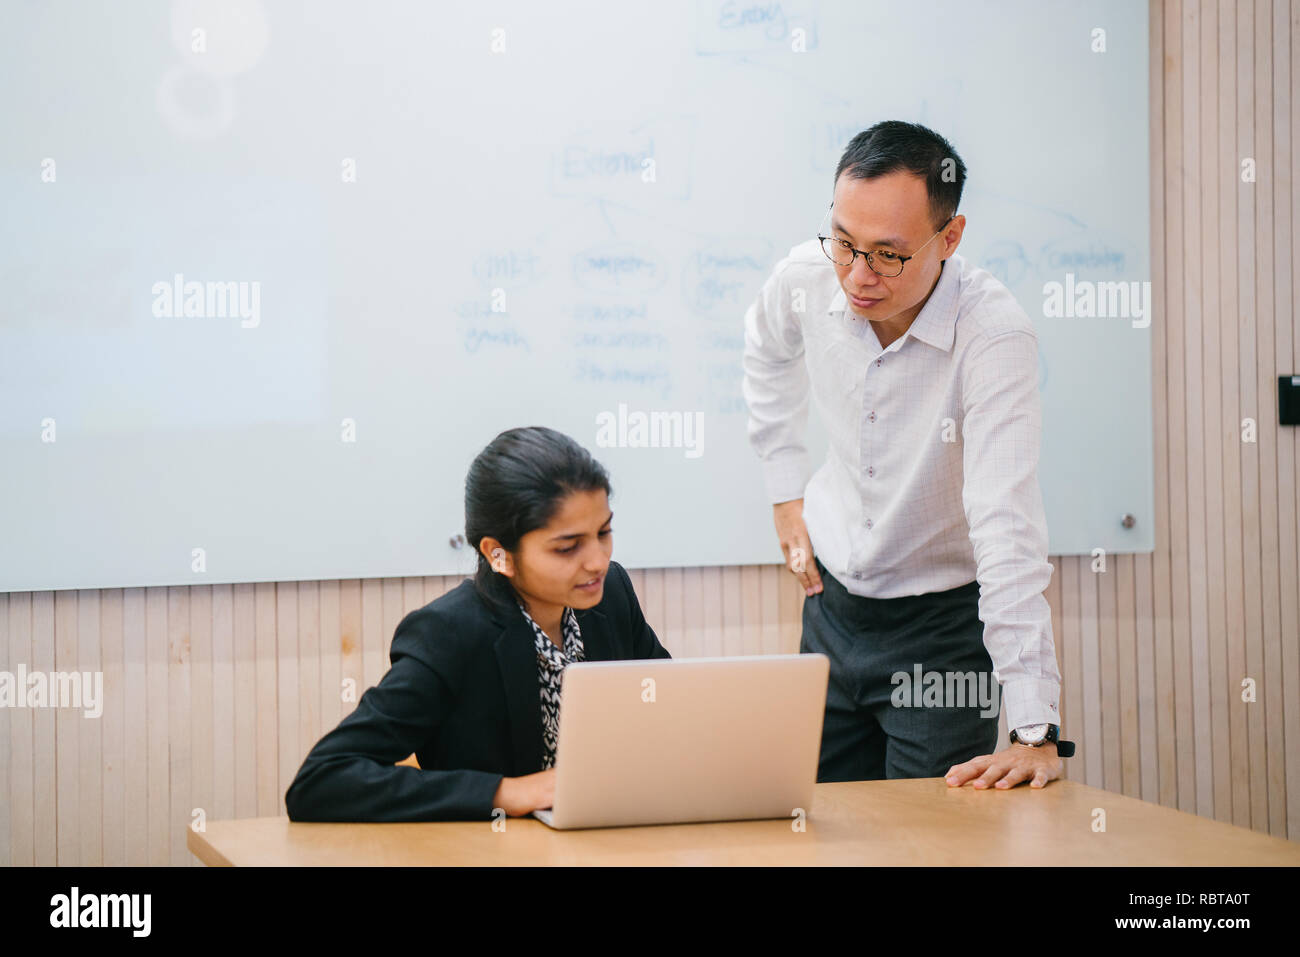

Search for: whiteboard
xmin=0 ymin=0 xmax=1153 ymax=592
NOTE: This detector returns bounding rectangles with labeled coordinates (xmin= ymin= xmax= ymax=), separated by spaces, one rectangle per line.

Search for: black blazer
xmin=285 ymin=560 xmax=671 ymax=822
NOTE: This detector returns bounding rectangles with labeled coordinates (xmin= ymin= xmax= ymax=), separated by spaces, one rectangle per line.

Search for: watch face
xmin=1017 ymin=723 xmax=1048 ymax=744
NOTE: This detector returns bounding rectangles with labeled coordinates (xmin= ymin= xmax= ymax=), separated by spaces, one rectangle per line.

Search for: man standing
xmin=742 ymin=120 xmax=1074 ymax=790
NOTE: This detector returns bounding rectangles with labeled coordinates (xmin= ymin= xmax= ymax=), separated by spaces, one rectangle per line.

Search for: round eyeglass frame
xmin=817 ymin=203 xmax=954 ymax=278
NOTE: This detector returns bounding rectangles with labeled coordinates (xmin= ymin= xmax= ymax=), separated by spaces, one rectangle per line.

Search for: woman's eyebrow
xmin=548 ymin=512 xmax=614 ymax=542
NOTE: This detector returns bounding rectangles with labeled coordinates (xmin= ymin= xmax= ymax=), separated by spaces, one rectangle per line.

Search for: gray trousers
xmin=800 ymin=558 xmax=1000 ymax=781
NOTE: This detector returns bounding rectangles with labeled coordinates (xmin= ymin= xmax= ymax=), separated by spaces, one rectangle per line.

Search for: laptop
xmin=531 ymin=653 xmax=829 ymax=829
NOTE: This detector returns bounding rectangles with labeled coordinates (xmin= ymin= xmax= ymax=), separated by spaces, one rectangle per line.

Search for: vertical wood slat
xmin=1182 ymin=0 xmax=1214 ymax=821
xmin=1287 ymin=0 xmax=1300 ymax=843
xmin=1046 ymin=557 xmax=1065 ymax=776
xmin=1198 ymin=0 xmax=1231 ymax=826
xmin=738 ymin=566 xmax=761 ymax=657
xmin=5 ymin=0 xmax=1300 ymax=862
xmin=1061 ymin=559 xmax=1083 ymax=783
xmin=296 ymin=582 xmax=320 ymax=806
xmin=54 ymin=590 xmax=78 ymax=864
xmin=32 ymin=592 xmax=55 ymax=865
xmin=721 ymin=567 xmax=742 ymax=657
xmin=318 ymin=580 xmax=341 ymax=736
xmin=1216 ymin=0 xmax=1251 ymax=832
xmin=1144 ymin=0 xmax=1168 ymax=809
xmin=1098 ymin=556 xmax=1120 ymax=792
xmin=76 ymin=590 xmax=101 ymax=865
xmin=662 ymin=567 xmax=685 ymax=655
xmin=1253 ymin=0 xmax=1286 ymax=840
xmin=7 ymin=594 xmax=33 ymax=865
xmin=232 ymin=583 xmax=256 ymax=821
xmin=274 ymin=583 xmax=298 ymax=823
xmin=701 ymin=566 xmax=723 ymax=657
xmin=167 ymin=587 xmax=190 ymax=867
xmin=758 ymin=566 xmax=781 ymax=656
xmin=100 ymin=589 xmax=124 ymax=865
xmin=1115 ymin=555 xmax=1139 ymax=797
xmin=190 ymin=585 xmax=212 ymax=866
xmin=253 ymin=582 xmax=276 ymax=821
xmin=1165 ymin=0 xmax=1195 ymax=816
xmin=1079 ymin=559 xmax=1102 ymax=788
xmin=1237 ymin=0 xmax=1269 ymax=839
xmin=122 ymin=589 xmax=146 ymax=864
xmin=145 ymin=588 xmax=168 ymax=865
xmin=210 ymin=584 xmax=235 ymax=825
xmin=641 ymin=568 xmax=666 ymax=650
xmin=1156 ymin=0 xmax=1182 ymax=815
xmin=681 ymin=566 xmax=704 ymax=658
xmin=1274 ymin=0 xmax=1300 ymax=842
xmin=339 ymin=579 xmax=363 ymax=723
xmin=776 ymin=563 xmax=804 ymax=655
xmin=360 ymin=580 xmax=383 ymax=710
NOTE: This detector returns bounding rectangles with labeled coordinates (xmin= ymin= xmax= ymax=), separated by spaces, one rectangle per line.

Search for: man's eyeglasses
xmin=817 ymin=203 xmax=953 ymax=278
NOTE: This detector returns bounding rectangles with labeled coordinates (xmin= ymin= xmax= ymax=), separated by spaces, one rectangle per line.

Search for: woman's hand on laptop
xmin=774 ymin=499 xmax=823 ymax=596
xmin=492 ymin=768 xmax=557 ymax=816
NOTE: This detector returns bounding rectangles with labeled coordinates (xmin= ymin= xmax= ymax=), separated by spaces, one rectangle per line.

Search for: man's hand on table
xmin=944 ymin=742 xmax=1063 ymax=789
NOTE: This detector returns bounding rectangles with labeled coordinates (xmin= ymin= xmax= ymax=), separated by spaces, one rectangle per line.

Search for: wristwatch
xmin=1010 ymin=723 xmax=1075 ymax=758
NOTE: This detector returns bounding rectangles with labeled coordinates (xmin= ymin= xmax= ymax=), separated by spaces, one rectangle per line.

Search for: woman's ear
xmin=479 ymin=537 xmax=514 ymax=577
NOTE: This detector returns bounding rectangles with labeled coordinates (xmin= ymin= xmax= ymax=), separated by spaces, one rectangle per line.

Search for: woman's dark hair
xmin=834 ymin=120 xmax=967 ymax=231
xmin=464 ymin=426 xmax=612 ymax=611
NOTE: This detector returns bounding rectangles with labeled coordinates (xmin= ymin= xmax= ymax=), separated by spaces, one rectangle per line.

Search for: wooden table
xmin=187 ymin=778 xmax=1300 ymax=866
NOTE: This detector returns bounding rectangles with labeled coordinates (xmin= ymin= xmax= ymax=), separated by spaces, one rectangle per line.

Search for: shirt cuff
xmin=999 ymin=676 xmax=1063 ymax=732
xmin=761 ymin=451 xmax=811 ymax=504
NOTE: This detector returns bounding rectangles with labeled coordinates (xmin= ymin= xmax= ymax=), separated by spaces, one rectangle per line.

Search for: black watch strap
xmin=1049 ymin=725 xmax=1075 ymax=758
xmin=1012 ymin=723 xmax=1076 ymax=758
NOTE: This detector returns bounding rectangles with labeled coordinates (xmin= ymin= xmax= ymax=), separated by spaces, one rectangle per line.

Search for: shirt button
xmin=866 ymin=519 xmax=874 ymax=529
xmin=875 ymin=359 xmax=882 ymax=366
xmin=867 ymin=466 xmax=874 ymax=477
xmin=869 ymin=411 xmax=876 ymax=422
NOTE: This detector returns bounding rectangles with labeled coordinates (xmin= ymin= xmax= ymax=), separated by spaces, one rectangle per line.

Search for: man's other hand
xmin=774 ymin=499 xmax=823 ymax=596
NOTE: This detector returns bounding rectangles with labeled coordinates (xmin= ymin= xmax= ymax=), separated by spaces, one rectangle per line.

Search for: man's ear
xmin=940 ymin=214 xmax=966 ymax=259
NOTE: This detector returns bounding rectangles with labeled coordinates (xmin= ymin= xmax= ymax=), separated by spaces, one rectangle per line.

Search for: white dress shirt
xmin=741 ymin=240 xmax=1062 ymax=731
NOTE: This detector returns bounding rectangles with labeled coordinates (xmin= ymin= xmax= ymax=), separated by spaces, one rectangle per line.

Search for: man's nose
xmin=850 ymin=255 xmax=880 ymax=287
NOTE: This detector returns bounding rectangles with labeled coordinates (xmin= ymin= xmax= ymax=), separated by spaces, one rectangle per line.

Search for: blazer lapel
xmin=574 ymin=605 xmax=612 ymax=661
xmin=491 ymin=596 xmax=615 ymax=775
xmin=493 ymin=613 xmax=544 ymax=776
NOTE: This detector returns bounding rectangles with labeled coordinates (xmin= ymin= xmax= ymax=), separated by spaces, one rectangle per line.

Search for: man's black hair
xmin=834 ymin=120 xmax=967 ymax=230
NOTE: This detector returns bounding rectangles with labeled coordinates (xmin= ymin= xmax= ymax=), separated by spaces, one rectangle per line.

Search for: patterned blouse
xmin=515 ymin=602 xmax=585 ymax=769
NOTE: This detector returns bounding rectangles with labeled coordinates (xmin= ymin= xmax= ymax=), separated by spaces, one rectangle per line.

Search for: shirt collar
xmin=515 ymin=601 xmax=580 ymax=655
xmin=827 ymin=253 xmax=962 ymax=353
xmin=515 ymin=600 xmax=575 ymax=630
